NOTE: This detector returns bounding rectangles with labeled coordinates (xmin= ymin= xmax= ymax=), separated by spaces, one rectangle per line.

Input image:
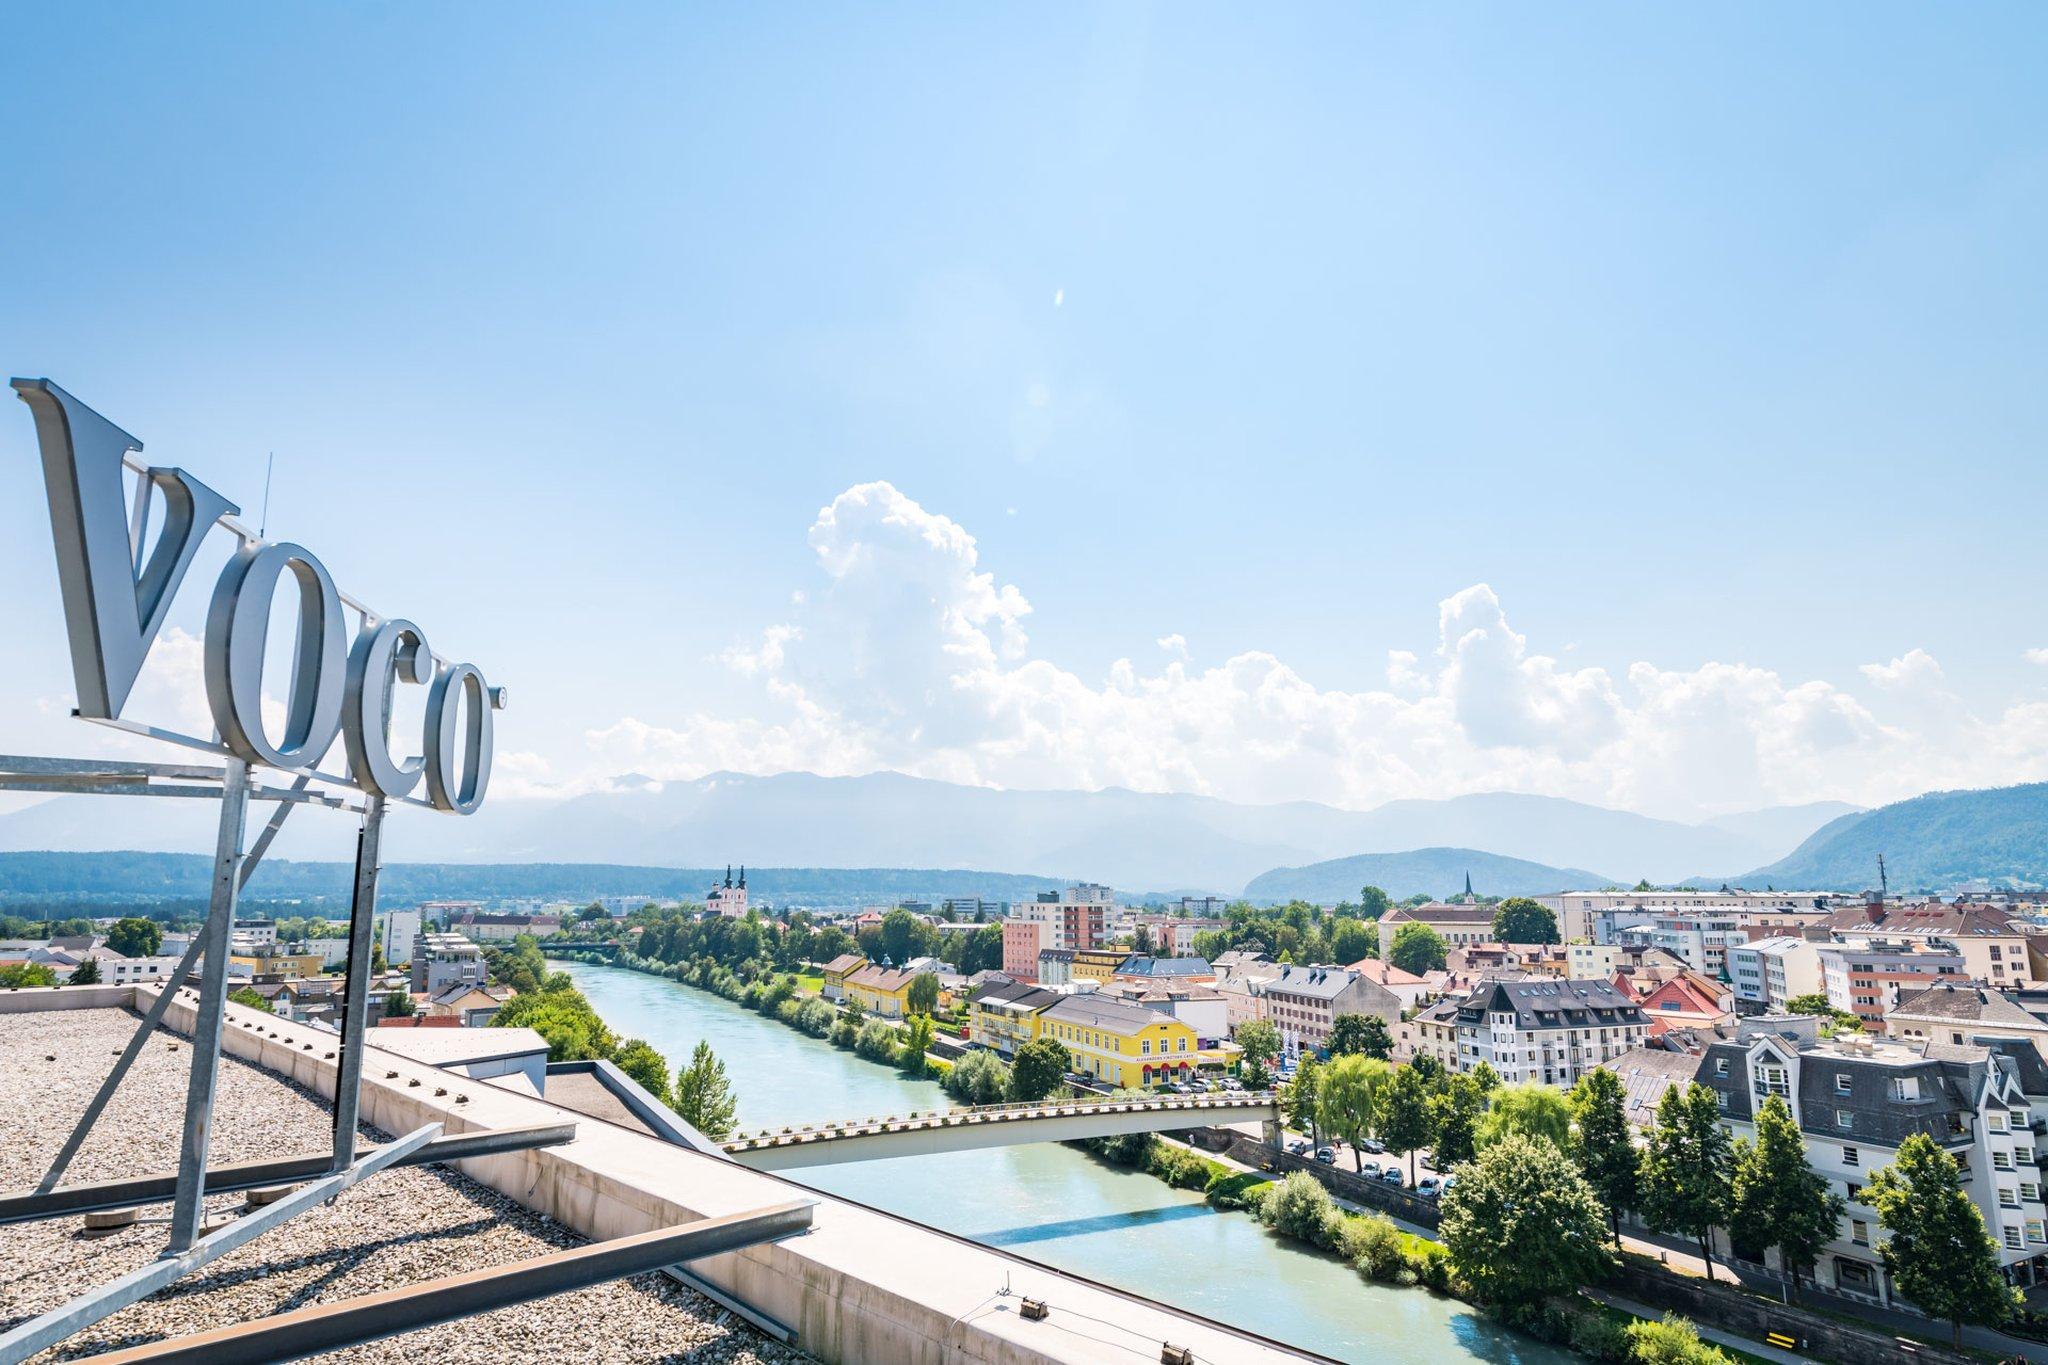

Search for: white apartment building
xmin=108 ymin=955 xmax=184 ymax=984
xmin=1253 ymin=964 xmax=1401 ymax=1056
xmin=1541 ymin=890 xmax=1834 ymax=945
xmin=1817 ymin=936 xmax=1967 ymax=1028
xmin=1694 ymin=1019 xmax=2048 ymax=1294
xmin=1822 ymin=901 xmax=2039 ymax=991
xmin=1726 ymin=936 xmax=1824 ymax=1012
xmin=1612 ymin=913 xmax=1751 ymax=979
xmin=1410 ymin=978 xmax=1649 ymax=1087
xmin=382 ymin=908 xmax=422 ymax=966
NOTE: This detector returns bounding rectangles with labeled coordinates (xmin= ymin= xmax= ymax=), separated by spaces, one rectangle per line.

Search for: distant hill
xmin=1243 ymin=846 xmax=1613 ymax=903
xmin=0 ymin=771 xmax=1855 ymax=892
xmin=0 ymin=852 xmax=1063 ymax=911
xmin=1737 ymin=783 xmax=2048 ymax=892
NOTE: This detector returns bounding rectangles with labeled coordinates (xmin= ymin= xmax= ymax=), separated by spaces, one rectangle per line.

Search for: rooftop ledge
xmin=5 ymin=985 xmax=1326 ymax=1365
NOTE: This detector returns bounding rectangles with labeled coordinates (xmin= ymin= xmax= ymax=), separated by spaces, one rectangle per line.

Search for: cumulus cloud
xmin=568 ymin=482 xmax=2048 ymax=817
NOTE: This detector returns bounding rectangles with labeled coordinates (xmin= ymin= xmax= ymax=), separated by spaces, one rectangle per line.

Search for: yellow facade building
xmin=842 ymin=963 xmax=919 ymax=1019
xmin=1039 ymin=993 xmax=1204 ymax=1087
xmin=1070 ymin=949 xmax=1133 ymax=983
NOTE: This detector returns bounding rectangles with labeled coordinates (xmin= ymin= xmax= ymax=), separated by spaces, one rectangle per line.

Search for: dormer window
xmin=1836 ymin=1073 xmax=1853 ymax=1095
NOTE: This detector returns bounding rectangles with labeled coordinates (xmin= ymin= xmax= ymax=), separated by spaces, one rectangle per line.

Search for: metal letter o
xmin=342 ymin=618 xmax=432 ymax=798
xmin=423 ymin=662 xmax=497 ymax=814
xmin=203 ymin=542 xmax=348 ymax=769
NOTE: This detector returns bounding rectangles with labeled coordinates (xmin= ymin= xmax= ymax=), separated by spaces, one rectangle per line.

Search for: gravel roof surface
xmin=0 ymin=1006 xmax=810 ymax=1364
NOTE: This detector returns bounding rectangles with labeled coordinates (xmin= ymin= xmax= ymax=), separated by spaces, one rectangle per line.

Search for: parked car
xmin=1377 ymin=1167 xmax=1404 ymax=1186
xmin=1439 ymin=1174 xmax=1459 ymax=1196
xmin=1286 ymin=1139 xmax=1310 ymax=1156
xmin=1416 ymin=1176 xmax=1441 ymax=1198
xmin=1220 ymin=1077 xmax=1244 ymax=1092
xmin=1359 ymin=1138 xmax=1385 ymax=1154
xmin=1314 ymin=1147 xmax=1337 ymax=1165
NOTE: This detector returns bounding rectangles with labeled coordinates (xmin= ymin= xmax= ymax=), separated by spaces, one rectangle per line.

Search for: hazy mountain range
xmin=1731 ymin=783 xmax=2048 ymax=892
xmin=0 ymin=770 xmax=1856 ymax=894
xmin=1244 ymin=847 xmax=1614 ymax=903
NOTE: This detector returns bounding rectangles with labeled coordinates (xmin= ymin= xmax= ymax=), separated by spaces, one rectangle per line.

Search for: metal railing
xmin=723 ymin=1090 xmax=1280 ymax=1150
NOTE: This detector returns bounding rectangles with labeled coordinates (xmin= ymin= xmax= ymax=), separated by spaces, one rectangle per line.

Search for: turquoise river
xmin=564 ymin=960 xmax=1572 ymax=1365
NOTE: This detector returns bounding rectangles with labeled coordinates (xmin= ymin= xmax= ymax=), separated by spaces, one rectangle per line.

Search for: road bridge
xmin=721 ymin=1092 xmax=1281 ymax=1170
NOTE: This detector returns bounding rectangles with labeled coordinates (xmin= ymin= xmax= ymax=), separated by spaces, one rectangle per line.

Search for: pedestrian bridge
xmin=721 ymin=1092 xmax=1282 ymax=1170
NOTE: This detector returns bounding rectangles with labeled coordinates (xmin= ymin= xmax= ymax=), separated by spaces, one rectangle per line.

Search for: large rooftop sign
xmin=12 ymin=378 xmax=505 ymax=813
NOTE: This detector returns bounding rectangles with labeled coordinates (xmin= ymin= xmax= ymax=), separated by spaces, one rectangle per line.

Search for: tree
xmin=67 ymin=956 xmax=101 ymax=985
xmin=906 ymin=971 xmax=940 ymax=1017
xmin=1783 ymin=993 xmax=1863 ymax=1034
xmin=944 ymin=1049 xmax=1011 ymax=1105
xmin=383 ymin=988 xmax=416 ymax=1017
xmin=1866 ymin=1132 xmax=2018 ymax=1348
xmin=1470 ymin=1060 xmax=1502 ymax=1094
xmin=1491 ymin=897 xmax=1559 ymax=946
xmin=1439 ymin=1134 xmax=1615 ymax=1306
xmin=1729 ymin=1095 xmax=1844 ymax=1301
xmin=1318 ymin=1055 xmax=1391 ymax=1171
xmin=1430 ymin=1073 xmax=1487 ymax=1168
xmin=1282 ymin=1055 xmax=1323 ymax=1146
xmin=1569 ymin=1068 xmax=1639 ymax=1243
xmin=899 ymin=1014 xmax=936 ymax=1077
xmin=106 ymin=917 xmax=162 ymax=958
xmin=1133 ymin=925 xmax=1154 ymax=955
xmin=1327 ymin=918 xmax=1377 ymax=964
xmin=612 ymin=1038 xmax=671 ymax=1102
xmin=1 ymin=962 xmax=58 ymax=987
xmin=1234 ymin=1019 xmax=1281 ymax=1087
xmin=1009 ymin=1037 xmax=1071 ymax=1101
xmin=1639 ymin=1083 xmax=1733 ymax=1281
xmin=228 ymin=985 xmax=273 ymax=1013
xmin=1626 ymin=1314 xmax=1732 ymax=1364
xmin=873 ymin=909 xmax=938 ymax=966
xmin=1476 ymin=1082 xmax=1571 ymax=1150
xmin=1388 ymin=922 xmax=1448 ymax=975
xmin=670 ymin=1041 xmax=737 ymax=1140
xmin=1327 ymin=1013 xmax=1390 ymax=1060
xmin=1380 ymin=1065 xmax=1436 ymax=1182
xmin=1357 ymin=885 xmax=1391 ymax=920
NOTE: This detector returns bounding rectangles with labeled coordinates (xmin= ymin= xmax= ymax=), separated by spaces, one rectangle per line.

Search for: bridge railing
xmin=723 ymin=1090 xmax=1279 ymax=1150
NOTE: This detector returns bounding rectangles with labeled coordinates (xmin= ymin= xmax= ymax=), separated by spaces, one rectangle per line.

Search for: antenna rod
xmin=259 ymin=451 xmax=275 ymax=539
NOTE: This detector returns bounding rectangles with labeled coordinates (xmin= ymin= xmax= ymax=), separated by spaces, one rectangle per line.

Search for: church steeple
xmin=738 ymin=864 xmax=746 ymax=889
xmin=1463 ymin=870 xmax=1473 ymax=900
xmin=724 ymin=864 xmax=733 ymax=889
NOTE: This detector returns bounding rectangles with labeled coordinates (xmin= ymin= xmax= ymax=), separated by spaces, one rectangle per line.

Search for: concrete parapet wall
xmin=134 ymin=985 xmax=1326 ymax=1364
xmin=0 ymin=984 xmax=138 ymax=1013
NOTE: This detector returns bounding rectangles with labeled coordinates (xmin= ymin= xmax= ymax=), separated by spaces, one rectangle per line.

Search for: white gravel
xmin=0 ymin=1007 xmax=812 ymax=1364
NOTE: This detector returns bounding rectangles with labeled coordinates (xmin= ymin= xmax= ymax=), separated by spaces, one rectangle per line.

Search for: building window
xmin=2031 ymin=1222 xmax=2046 ymax=1245
xmin=1851 ymin=1219 xmax=1869 ymax=1245
xmin=1835 ymin=1073 xmax=1853 ymax=1095
xmin=1991 ymin=1114 xmax=2008 ymax=1133
xmin=2001 ymin=1189 xmax=2020 ymax=1208
xmin=2025 ymin=1183 xmax=2041 ymax=1203
xmin=1836 ymin=1110 xmax=1854 ymax=1131
xmin=2006 ymin=1225 xmax=2025 ymax=1251
xmin=1843 ymin=1146 xmax=1860 ymax=1167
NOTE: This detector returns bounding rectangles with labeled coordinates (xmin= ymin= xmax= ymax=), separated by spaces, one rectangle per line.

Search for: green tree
xmin=1234 ymin=1019 xmax=1282 ymax=1087
xmin=853 ymin=1019 xmax=899 ymax=1064
xmin=1625 ymin=1314 xmax=1732 ymax=1364
xmin=1009 ymin=1037 xmax=1071 ymax=1101
xmin=1388 ymin=922 xmax=1448 ymax=975
xmin=1476 ymin=1082 xmax=1571 ymax=1150
xmin=1326 ymin=1013 xmax=1390 ymax=1059
xmin=1639 ymin=1083 xmax=1733 ymax=1282
xmin=671 ymin=1040 xmax=738 ymax=1140
xmin=612 ymin=1038 xmax=671 ymax=1102
xmin=106 ymin=917 xmax=162 ymax=958
xmin=1327 ymin=919 xmax=1377 ymax=964
xmin=1357 ymin=885 xmax=1391 ymax=920
xmin=944 ymin=1048 xmax=1011 ymax=1105
xmin=1 ymin=962 xmax=58 ymax=987
xmin=383 ymin=988 xmax=416 ymax=1017
xmin=67 ymin=956 xmax=101 ymax=985
xmin=1866 ymin=1131 xmax=2018 ymax=1348
xmin=899 ymin=1014 xmax=936 ymax=1077
xmin=1318 ymin=1054 xmax=1391 ymax=1171
xmin=1729 ymin=1094 xmax=1845 ymax=1301
xmin=1569 ymin=1067 xmax=1640 ymax=1243
xmin=1469 ymin=1059 xmax=1502 ymax=1094
xmin=906 ymin=971 xmax=940 ymax=1016
xmin=1491 ymin=897 xmax=1559 ymax=946
xmin=871 ymin=909 xmax=938 ymax=966
xmin=1259 ymin=1171 xmax=1341 ymax=1248
xmin=1783 ymin=993 xmax=1863 ymax=1034
xmin=1379 ymin=1064 xmax=1436 ymax=1182
xmin=1282 ymin=1055 xmax=1323 ymax=1146
xmin=1439 ymin=1133 xmax=1615 ymax=1305
xmin=227 ymin=985 xmax=272 ymax=1013
xmin=1430 ymin=1073 xmax=1487 ymax=1168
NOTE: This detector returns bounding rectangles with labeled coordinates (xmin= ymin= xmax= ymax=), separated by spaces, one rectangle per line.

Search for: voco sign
xmin=13 ymin=378 xmax=505 ymax=813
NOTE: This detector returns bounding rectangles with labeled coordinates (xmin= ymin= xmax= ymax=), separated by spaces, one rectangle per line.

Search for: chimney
xmin=1863 ymin=890 xmax=1884 ymax=925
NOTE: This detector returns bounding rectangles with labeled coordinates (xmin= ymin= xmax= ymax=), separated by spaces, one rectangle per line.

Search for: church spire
xmin=725 ymin=864 xmax=732 ymax=889
xmin=738 ymin=864 xmax=746 ymax=889
xmin=1463 ymin=870 xmax=1473 ymax=899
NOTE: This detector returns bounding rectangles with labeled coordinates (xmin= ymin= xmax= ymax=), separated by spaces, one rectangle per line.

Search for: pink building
xmin=1002 ymin=919 xmax=1051 ymax=981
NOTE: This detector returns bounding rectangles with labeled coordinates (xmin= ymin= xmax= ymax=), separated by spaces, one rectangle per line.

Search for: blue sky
xmin=3 ymin=5 xmax=2045 ymax=819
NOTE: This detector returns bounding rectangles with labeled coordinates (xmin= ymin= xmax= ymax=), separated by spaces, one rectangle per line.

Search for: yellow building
xmin=1070 ymin=949 xmax=1133 ymax=984
xmin=820 ymin=952 xmax=865 ymax=1002
xmin=1039 ymin=993 xmax=1203 ymax=1088
xmin=843 ymin=964 xmax=919 ymax=1018
xmin=230 ymin=950 xmax=325 ymax=980
xmin=967 ymin=980 xmax=1059 ymax=1058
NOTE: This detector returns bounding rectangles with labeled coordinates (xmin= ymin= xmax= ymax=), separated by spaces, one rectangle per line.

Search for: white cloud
xmin=2026 ymin=648 xmax=2048 ymax=667
xmin=568 ymin=482 xmax=2048 ymax=817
